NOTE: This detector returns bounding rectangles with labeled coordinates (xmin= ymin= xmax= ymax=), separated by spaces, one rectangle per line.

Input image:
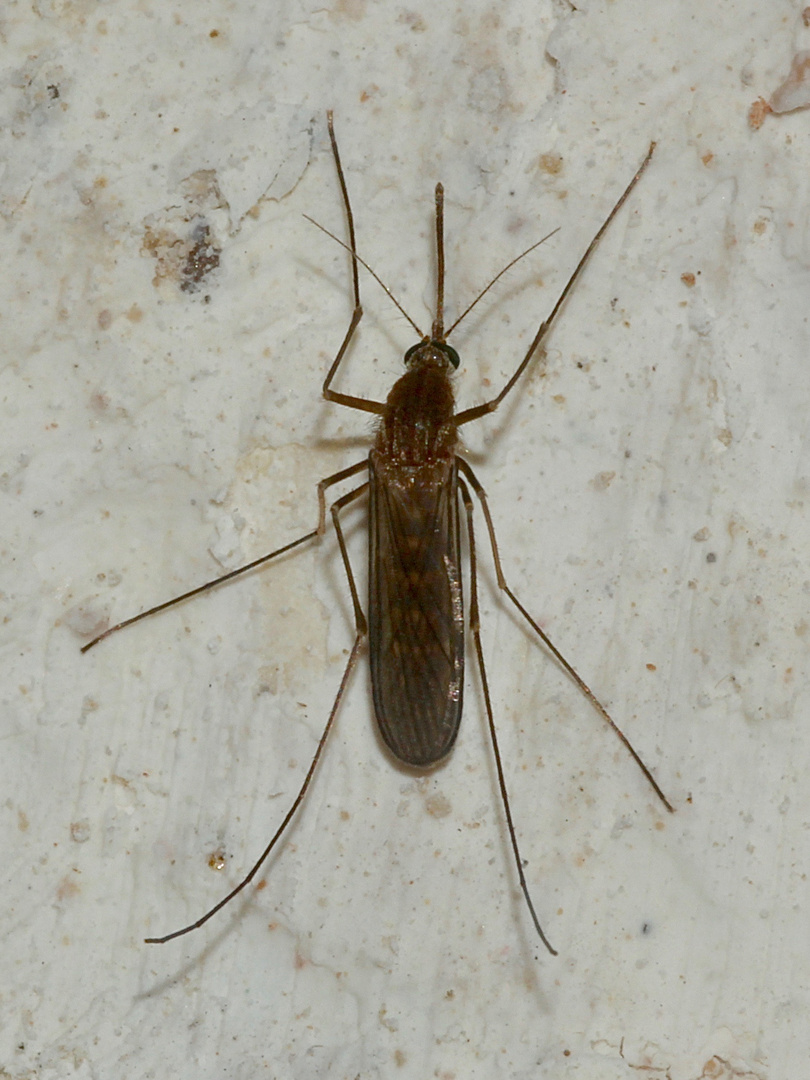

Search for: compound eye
xmin=403 ymin=339 xmax=460 ymax=368
xmin=438 ymin=342 xmax=461 ymax=369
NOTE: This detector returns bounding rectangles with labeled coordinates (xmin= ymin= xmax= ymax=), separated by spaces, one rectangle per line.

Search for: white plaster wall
xmin=3 ymin=1 xmax=809 ymax=1077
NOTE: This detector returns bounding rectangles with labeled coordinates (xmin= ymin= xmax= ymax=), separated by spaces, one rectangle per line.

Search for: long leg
xmin=458 ymin=457 xmax=674 ymax=814
xmin=321 ymin=111 xmax=386 ymax=417
xmin=458 ymin=477 xmax=557 ymax=956
xmin=146 ymin=483 xmax=369 ymax=944
xmin=82 ymin=458 xmax=368 ymax=653
xmin=454 ymin=143 xmax=655 ymax=428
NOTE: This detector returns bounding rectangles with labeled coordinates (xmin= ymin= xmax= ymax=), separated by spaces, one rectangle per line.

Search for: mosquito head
xmin=403 ymin=338 xmax=461 ymax=371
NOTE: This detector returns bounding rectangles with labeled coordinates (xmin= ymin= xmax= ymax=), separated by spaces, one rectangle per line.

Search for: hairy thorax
xmin=375 ymin=359 xmax=458 ymax=468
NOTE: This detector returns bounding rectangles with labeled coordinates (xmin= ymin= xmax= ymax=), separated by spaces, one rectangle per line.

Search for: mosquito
xmin=82 ymin=113 xmax=671 ymax=956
